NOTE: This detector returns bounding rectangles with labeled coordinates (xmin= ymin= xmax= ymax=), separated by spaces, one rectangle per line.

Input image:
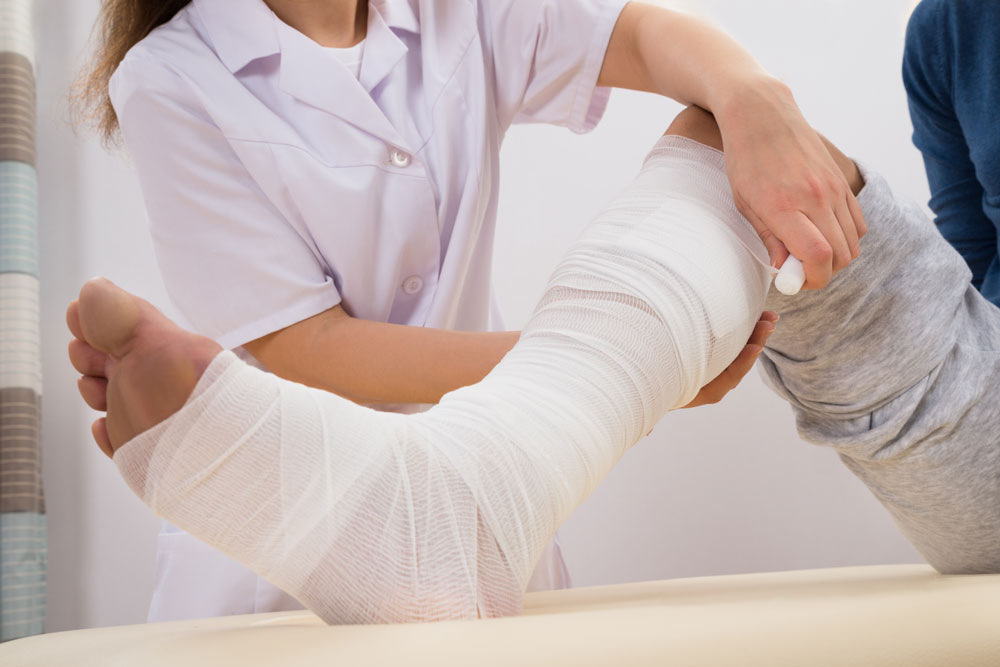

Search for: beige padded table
xmin=4 ymin=565 xmax=999 ymax=666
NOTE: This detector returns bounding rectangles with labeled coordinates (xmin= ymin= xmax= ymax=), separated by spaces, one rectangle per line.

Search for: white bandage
xmin=114 ymin=136 xmax=774 ymax=624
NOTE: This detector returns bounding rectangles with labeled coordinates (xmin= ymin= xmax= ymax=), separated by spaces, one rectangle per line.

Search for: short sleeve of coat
xmin=110 ymin=55 xmax=342 ymax=350
xmin=481 ymin=0 xmax=628 ymax=133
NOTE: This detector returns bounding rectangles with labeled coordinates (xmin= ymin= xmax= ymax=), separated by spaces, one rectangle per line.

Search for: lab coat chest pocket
xmin=262 ymin=142 xmax=442 ymax=323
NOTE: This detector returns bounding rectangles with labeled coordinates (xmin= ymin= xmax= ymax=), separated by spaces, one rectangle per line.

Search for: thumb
xmin=760 ymin=230 xmax=790 ymax=270
xmin=742 ymin=206 xmax=790 ymax=269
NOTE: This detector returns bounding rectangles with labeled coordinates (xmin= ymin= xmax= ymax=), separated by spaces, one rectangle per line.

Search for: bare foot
xmin=66 ymin=278 xmax=222 ymax=457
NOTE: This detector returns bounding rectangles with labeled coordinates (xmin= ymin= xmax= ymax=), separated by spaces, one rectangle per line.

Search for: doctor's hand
xmin=679 ymin=311 xmax=777 ymax=410
xmin=598 ymin=4 xmax=864 ymax=288
xmin=716 ymin=80 xmax=867 ymax=288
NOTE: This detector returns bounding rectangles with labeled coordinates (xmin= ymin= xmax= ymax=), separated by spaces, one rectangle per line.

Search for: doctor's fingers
xmin=849 ymin=190 xmax=868 ymax=239
xmin=681 ymin=315 xmax=777 ymax=409
xmin=767 ymin=209 xmax=844 ymax=289
xmin=835 ymin=194 xmax=861 ymax=260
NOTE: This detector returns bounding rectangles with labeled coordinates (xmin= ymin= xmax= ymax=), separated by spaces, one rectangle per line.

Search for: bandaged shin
xmin=114 ymin=137 xmax=774 ymax=624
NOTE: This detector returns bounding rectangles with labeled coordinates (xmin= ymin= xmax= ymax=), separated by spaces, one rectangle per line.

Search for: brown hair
xmin=72 ymin=0 xmax=191 ymax=145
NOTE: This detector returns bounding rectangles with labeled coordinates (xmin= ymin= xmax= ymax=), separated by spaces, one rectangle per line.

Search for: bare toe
xmin=66 ymin=299 xmax=84 ymax=340
xmin=78 ymin=278 xmax=144 ymax=357
xmin=92 ymin=418 xmax=113 ymax=459
xmin=69 ymin=338 xmax=109 ymax=377
xmin=78 ymin=375 xmax=109 ymax=411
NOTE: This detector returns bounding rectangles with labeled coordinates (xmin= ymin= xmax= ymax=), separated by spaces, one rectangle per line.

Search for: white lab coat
xmin=110 ymin=0 xmax=628 ymax=621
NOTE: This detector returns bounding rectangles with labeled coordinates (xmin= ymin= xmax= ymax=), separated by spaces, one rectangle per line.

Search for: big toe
xmin=66 ymin=299 xmax=84 ymax=340
xmin=78 ymin=278 xmax=145 ymax=357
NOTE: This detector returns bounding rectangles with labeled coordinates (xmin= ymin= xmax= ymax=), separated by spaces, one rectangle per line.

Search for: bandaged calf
xmin=112 ymin=137 xmax=774 ymax=623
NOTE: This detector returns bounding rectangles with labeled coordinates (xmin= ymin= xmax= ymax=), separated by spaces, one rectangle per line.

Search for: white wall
xmin=36 ymin=0 xmax=925 ymax=632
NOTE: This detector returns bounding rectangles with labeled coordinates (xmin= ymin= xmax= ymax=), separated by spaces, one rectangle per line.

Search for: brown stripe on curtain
xmin=0 ymin=52 xmax=36 ymax=166
xmin=0 ymin=386 xmax=43 ymax=514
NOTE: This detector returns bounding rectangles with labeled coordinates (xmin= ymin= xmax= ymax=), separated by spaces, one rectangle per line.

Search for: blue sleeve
xmin=902 ymin=0 xmax=997 ymax=290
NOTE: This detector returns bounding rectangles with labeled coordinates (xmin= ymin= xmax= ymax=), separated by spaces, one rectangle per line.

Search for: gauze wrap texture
xmin=114 ymin=137 xmax=773 ymax=624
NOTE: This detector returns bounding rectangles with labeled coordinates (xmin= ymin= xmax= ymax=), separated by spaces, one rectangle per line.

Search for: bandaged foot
xmin=71 ymin=137 xmax=775 ymax=624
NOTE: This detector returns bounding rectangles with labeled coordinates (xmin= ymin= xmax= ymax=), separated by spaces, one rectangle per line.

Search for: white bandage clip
xmin=775 ymin=256 xmax=806 ymax=295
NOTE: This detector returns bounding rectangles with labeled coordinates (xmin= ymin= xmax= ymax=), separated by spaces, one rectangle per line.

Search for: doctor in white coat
xmin=77 ymin=0 xmax=864 ymax=620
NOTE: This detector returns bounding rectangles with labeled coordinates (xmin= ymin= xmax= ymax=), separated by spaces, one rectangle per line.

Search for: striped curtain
xmin=0 ymin=0 xmax=45 ymax=642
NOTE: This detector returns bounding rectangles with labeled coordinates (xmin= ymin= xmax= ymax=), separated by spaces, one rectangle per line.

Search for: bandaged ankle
xmin=115 ymin=136 xmax=774 ymax=624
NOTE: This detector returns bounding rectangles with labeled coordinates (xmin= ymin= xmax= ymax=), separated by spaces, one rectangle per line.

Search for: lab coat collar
xmin=193 ymin=0 xmax=418 ymax=75
xmin=275 ymin=5 xmax=408 ymax=146
xmin=195 ymin=0 xmax=412 ymax=146
xmin=358 ymin=4 xmax=409 ymax=94
xmin=372 ymin=0 xmax=420 ymax=34
xmin=192 ymin=0 xmax=281 ymax=74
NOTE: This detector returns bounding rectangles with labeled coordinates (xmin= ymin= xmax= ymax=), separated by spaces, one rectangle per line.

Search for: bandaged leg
xmin=760 ymin=167 xmax=1000 ymax=574
xmin=112 ymin=137 xmax=774 ymax=624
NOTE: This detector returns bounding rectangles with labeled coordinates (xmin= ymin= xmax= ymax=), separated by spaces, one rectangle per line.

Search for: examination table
xmin=3 ymin=564 xmax=999 ymax=666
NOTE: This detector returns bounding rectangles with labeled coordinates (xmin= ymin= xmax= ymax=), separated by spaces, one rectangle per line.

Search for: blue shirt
xmin=903 ymin=0 xmax=1000 ymax=307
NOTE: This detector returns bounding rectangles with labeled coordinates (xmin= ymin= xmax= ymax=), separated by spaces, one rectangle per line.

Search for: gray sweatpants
xmin=760 ymin=165 xmax=1000 ymax=574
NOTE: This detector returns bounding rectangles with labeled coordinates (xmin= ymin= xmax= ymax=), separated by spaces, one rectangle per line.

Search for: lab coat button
xmin=390 ymin=149 xmax=411 ymax=168
xmin=402 ymin=275 xmax=424 ymax=295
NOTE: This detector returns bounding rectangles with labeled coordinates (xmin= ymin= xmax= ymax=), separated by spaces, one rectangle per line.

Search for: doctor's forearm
xmin=598 ymin=3 xmax=790 ymax=120
xmin=242 ymin=307 xmax=520 ymax=405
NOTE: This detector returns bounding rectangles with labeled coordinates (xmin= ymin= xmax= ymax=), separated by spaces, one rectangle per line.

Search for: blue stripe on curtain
xmin=0 ymin=514 xmax=46 ymax=641
xmin=0 ymin=162 xmax=38 ymax=276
